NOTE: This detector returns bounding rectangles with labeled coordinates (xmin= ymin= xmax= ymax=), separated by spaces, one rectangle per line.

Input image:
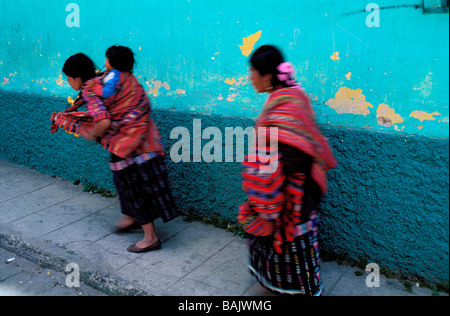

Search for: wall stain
xmin=414 ymin=75 xmax=434 ymax=97
xmin=342 ymin=4 xmax=421 ymax=17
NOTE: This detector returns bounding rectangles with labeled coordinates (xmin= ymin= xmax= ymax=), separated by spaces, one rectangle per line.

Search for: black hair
xmin=105 ymin=45 xmax=135 ymax=72
xmin=250 ymin=45 xmax=289 ymax=88
xmin=62 ymin=53 xmax=97 ymax=83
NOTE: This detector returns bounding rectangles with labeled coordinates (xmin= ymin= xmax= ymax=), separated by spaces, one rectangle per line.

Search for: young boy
xmin=91 ymin=45 xmax=135 ymax=99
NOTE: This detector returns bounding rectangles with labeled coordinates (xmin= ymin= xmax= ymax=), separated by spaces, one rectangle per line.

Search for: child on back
xmin=51 ymin=46 xmax=136 ymax=137
xmin=90 ymin=45 xmax=134 ymax=99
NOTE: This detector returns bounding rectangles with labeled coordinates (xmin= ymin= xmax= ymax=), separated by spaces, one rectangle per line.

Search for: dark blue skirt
xmin=246 ymin=212 xmax=323 ymax=296
xmin=112 ymin=154 xmax=178 ymax=225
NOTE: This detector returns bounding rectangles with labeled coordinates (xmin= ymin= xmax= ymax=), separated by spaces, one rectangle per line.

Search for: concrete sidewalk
xmin=0 ymin=160 xmax=444 ymax=296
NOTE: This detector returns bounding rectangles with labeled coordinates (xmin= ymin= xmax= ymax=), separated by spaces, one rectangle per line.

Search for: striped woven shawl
xmin=50 ymin=72 xmax=163 ymax=159
xmin=256 ymin=88 xmax=337 ymax=194
xmin=238 ymin=88 xmax=337 ymax=252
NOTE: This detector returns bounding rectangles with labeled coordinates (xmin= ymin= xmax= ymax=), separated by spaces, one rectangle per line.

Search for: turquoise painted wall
xmin=0 ymin=0 xmax=448 ymax=138
xmin=0 ymin=1 xmax=449 ymax=283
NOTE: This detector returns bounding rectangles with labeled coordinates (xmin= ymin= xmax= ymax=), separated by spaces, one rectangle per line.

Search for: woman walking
xmin=238 ymin=45 xmax=337 ymax=296
xmin=51 ymin=48 xmax=178 ymax=253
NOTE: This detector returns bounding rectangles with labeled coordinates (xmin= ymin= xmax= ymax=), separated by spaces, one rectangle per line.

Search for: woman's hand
xmin=80 ymin=119 xmax=111 ymax=142
xmin=79 ymin=127 xmax=96 ymax=142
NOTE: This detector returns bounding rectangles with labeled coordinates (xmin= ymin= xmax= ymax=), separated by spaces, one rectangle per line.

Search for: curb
xmin=0 ymin=231 xmax=151 ymax=296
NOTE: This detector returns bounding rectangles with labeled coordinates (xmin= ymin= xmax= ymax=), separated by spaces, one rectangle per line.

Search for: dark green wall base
xmin=1 ymin=89 xmax=448 ymax=283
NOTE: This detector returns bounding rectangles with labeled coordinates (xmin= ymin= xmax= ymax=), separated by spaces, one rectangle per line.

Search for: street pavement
xmin=0 ymin=160 xmax=446 ymax=296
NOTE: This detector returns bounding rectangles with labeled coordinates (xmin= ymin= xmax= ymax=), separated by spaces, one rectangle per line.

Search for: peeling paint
xmin=330 ymin=51 xmax=341 ymax=61
xmin=222 ymin=75 xmax=249 ymax=103
xmin=1 ymin=72 xmax=17 ymax=87
xmin=211 ymin=52 xmax=220 ymax=61
xmin=227 ymin=75 xmax=247 ymax=87
xmin=147 ymin=80 xmax=171 ymax=97
xmin=227 ymin=93 xmax=237 ymax=102
xmin=345 ymin=72 xmax=352 ymax=80
xmin=410 ymin=110 xmax=441 ymax=122
xmin=376 ymin=103 xmax=404 ymax=127
xmin=176 ymin=89 xmax=186 ymax=95
xmin=1 ymin=77 xmax=9 ymax=87
xmin=239 ymin=31 xmax=262 ymax=57
xmin=394 ymin=125 xmax=406 ymax=131
xmin=326 ymin=87 xmax=373 ymax=116
xmin=225 ymin=78 xmax=237 ymax=85
xmin=56 ymin=74 xmax=64 ymax=87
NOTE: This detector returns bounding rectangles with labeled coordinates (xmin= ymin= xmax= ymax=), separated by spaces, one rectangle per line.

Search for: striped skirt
xmin=112 ymin=154 xmax=178 ymax=225
xmin=246 ymin=212 xmax=323 ymax=296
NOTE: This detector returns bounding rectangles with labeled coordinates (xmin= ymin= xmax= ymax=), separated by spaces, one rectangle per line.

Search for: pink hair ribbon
xmin=277 ymin=62 xmax=304 ymax=91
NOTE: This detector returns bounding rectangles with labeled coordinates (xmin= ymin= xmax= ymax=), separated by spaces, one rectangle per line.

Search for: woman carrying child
xmin=51 ymin=46 xmax=178 ymax=253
